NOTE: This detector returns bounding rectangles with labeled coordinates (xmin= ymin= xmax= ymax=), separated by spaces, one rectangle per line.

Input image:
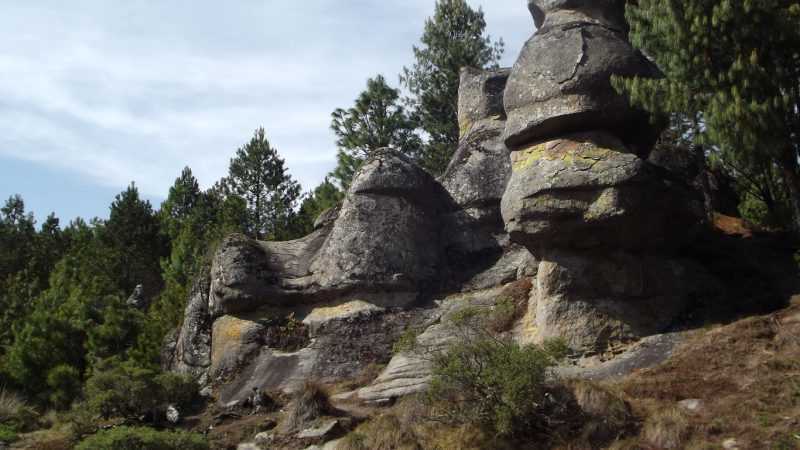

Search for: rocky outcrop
xmin=166 ymin=0 xmax=749 ymax=408
xmin=500 ymin=0 xmax=709 ymax=353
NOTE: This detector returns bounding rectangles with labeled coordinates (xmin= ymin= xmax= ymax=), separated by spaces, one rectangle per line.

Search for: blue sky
xmin=0 ymin=1 xmax=534 ymax=224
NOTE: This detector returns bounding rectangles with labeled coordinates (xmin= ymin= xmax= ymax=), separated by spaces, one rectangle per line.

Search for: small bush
xmin=282 ymin=382 xmax=332 ymax=432
xmin=75 ymin=426 xmax=208 ymax=450
xmin=153 ymin=372 xmax=197 ymax=409
xmin=63 ymin=402 xmax=97 ymax=441
xmin=85 ymin=359 xmax=197 ymax=421
xmin=569 ymin=380 xmax=632 ymax=444
xmin=425 ymin=335 xmax=569 ymax=438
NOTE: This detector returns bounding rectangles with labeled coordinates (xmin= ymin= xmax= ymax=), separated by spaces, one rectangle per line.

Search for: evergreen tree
xmin=330 ymin=75 xmax=422 ymax=189
xmin=226 ymin=128 xmax=302 ymax=240
xmin=614 ymin=0 xmax=800 ymax=230
xmin=401 ymin=0 xmax=504 ymax=174
xmin=293 ymin=178 xmax=345 ymax=235
xmin=160 ymin=167 xmax=201 ymax=241
xmin=100 ymin=183 xmax=166 ymax=296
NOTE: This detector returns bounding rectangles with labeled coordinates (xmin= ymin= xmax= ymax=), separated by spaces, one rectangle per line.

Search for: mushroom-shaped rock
xmin=527 ymin=0 xmax=628 ymax=30
xmin=505 ymin=0 xmax=661 ymax=153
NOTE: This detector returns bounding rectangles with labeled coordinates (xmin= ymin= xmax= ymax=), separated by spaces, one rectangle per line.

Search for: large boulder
xmin=525 ymin=250 xmax=703 ymax=353
xmin=310 ymin=149 xmax=448 ymax=299
xmin=504 ymin=0 xmax=661 ymax=153
xmin=501 ymin=131 xmax=705 ymax=252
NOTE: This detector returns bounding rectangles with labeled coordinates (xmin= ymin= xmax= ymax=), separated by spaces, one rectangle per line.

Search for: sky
xmin=0 ymin=1 xmax=534 ymax=224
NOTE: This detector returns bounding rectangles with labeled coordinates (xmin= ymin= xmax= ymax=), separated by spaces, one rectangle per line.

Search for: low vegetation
xmin=74 ymin=426 xmax=208 ymax=450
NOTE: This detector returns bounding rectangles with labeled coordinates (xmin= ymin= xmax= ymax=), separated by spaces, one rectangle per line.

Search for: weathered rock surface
xmin=310 ymin=150 xmax=448 ymax=297
xmin=498 ymin=0 xmax=713 ymax=357
xmin=443 ymin=67 xmax=511 ymax=211
xmin=209 ymin=229 xmax=330 ymax=315
xmin=505 ymin=0 xmax=661 ymax=153
xmin=168 ymin=273 xmax=212 ymax=380
xmin=529 ymin=251 xmax=701 ymax=352
xmin=356 ymin=286 xmax=511 ymax=403
xmin=501 ymin=132 xmax=705 ymax=251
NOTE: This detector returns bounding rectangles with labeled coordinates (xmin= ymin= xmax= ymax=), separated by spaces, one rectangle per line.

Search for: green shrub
xmin=75 ymin=426 xmax=208 ymax=450
xmin=46 ymin=365 xmax=82 ymax=410
xmin=63 ymin=402 xmax=98 ymax=441
xmin=425 ymin=335 xmax=568 ymax=438
xmin=0 ymin=423 xmax=19 ymax=443
xmin=153 ymin=372 xmax=197 ymax=409
xmin=84 ymin=359 xmax=197 ymax=420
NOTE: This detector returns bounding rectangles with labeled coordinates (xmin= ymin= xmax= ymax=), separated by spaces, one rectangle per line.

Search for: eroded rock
xmin=505 ymin=0 xmax=661 ymax=153
xmin=501 ymin=132 xmax=705 ymax=251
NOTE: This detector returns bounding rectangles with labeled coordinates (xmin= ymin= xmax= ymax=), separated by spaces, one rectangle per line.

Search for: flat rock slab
xmin=297 ymin=419 xmax=340 ymax=440
xmin=555 ymin=331 xmax=687 ymax=380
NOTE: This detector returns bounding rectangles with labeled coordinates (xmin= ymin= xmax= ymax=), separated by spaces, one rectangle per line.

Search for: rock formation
xmin=501 ymin=0 xmax=708 ymax=353
xmin=167 ymin=0 xmax=739 ymax=407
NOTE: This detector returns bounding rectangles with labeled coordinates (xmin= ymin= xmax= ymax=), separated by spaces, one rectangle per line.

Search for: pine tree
xmin=330 ymin=75 xmax=421 ymax=189
xmin=101 ymin=183 xmax=166 ymax=296
xmin=227 ymin=128 xmax=302 ymax=240
xmin=160 ymin=167 xmax=201 ymax=241
xmin=401 ymin=0 xmax=504 ymax=175
xmin=293 ymin=178 xmax=345 ymax=235
xmin=614 ymin=0 xmax=800 ymax=230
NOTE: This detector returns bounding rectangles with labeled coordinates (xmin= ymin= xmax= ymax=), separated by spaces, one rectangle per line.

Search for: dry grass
xmin=567 ymin=380 xmax=633 ymax=446
xmin=613 ymin=295 xmax=800 ymax=449
xmin=338 ymin=413 xmax=421 ymax=450
xmin=642 ymin=407 xmax=691 ymax=449
xmin=488 ymin=278 xmax=533 ymax=333
xmin=281 ymin=381 xmax=334 ymax=432
xmin=0 ymin=387 xmax=28 ymax=423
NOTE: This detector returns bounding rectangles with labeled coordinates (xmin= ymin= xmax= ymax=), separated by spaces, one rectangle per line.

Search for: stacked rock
xmin=502 ymin=0 xmax=707 ymax=354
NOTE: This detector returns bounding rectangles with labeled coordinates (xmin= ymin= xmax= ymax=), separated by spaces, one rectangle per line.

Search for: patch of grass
xmin=642 ymin=407 xmax=691 ymax=449
xmin=758 ymin=412 xmax=778 ymax=428
xmin=339 ymin=414 xmax=420 ymax=450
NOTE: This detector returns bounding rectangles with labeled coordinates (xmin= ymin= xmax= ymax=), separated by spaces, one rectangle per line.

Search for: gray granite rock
xmin=501 ymin=132 xmax=705 ymax=251
xmin=505 ymin=0 xmax=661 ymax=153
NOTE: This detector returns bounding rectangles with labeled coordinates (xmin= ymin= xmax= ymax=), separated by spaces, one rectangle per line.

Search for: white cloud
xmin=0 ymin=0 xmax=534 ymax=203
